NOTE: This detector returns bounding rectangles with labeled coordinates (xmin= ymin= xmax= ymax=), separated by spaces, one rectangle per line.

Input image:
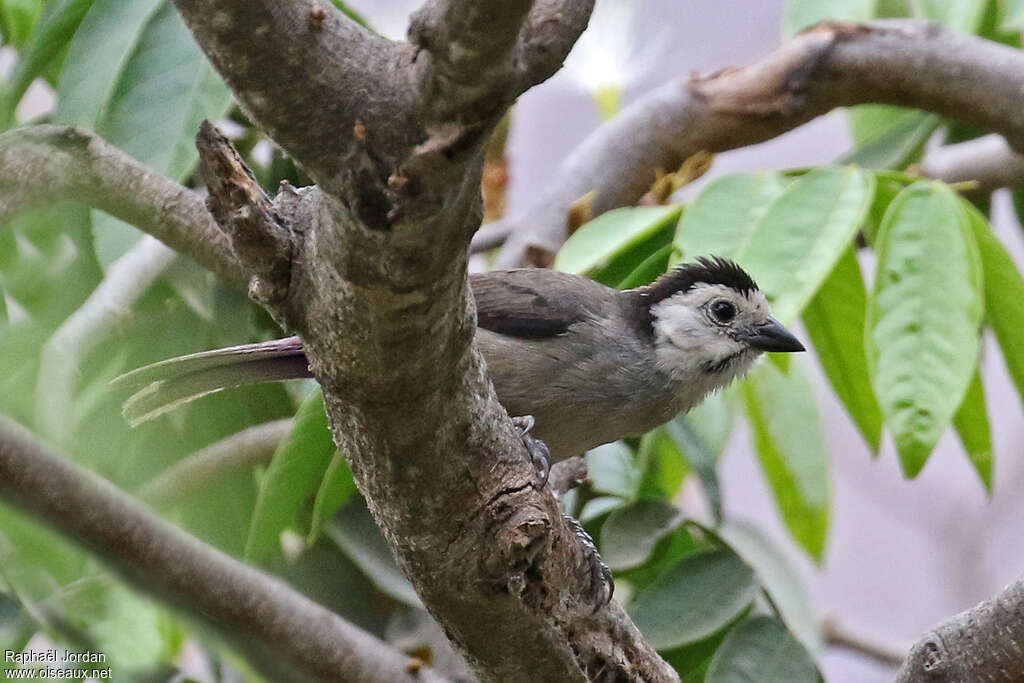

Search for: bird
xmin=114 ymin=256 xmax=803 ymax=608
xmin=114 ymin=256 xmax=804 ymax=463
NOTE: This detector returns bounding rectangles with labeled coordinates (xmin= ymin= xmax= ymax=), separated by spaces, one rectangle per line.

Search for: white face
xmin=649 ymin=283 xmax=772 ymax=385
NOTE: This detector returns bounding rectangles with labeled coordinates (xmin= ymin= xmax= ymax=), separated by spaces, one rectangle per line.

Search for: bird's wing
xmin=470 ymin=269 xmax=614 ymax=338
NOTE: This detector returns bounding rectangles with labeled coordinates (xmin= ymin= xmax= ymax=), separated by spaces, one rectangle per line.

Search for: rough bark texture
xmin=0 ymin=417 xmax=447 ymax=683
xmin=173 ymin=1 xmax=674 ymax=681
xmin=490 ymin=19 xmax=1024 ymax=265
xmin=897 ymin=580 xmax=1024 ymax=682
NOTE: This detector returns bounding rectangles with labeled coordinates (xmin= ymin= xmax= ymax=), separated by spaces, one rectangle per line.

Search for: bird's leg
xmin=510 ymin=415 xmax=550 ymax=489
xmin=509 ymin=417 xmax=612 ymax=609
xmin=563 ymin=514 xmax=614 ymax=610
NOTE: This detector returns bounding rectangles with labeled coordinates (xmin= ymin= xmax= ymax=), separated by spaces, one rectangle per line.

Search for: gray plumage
xmin=113 ymin=258 xmax=804 ymax=460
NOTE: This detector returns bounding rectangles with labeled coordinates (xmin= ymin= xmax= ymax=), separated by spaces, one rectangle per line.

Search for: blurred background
xmin=1 ymin=0 xmax=1022 ymax=680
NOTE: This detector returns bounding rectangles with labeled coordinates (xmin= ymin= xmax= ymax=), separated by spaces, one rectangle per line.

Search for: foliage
xmin=0 ymin=0 xmax=1021 ymax=680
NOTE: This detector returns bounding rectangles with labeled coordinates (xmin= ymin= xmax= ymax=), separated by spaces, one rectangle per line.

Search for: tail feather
xmin=113 ymin=336 xmax=311 ymax=426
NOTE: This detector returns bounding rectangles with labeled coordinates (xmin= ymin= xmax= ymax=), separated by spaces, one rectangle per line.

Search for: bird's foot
xmin=511 ymin=415 xmax=550 ymax=490
xmin=563 ymin=514 xmax=614 ymax=611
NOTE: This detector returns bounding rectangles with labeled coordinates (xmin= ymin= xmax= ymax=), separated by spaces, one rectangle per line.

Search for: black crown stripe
xmin=638 ymin=256 xmax=759 ymax=306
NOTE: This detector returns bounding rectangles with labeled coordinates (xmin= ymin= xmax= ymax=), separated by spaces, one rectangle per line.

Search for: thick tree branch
xmin=171 ymin=0 xmax=416 ymax=198
xmin=0 ymin=125 xmax=244 ymax=287
xmin=493 ymin=19 xmax=1024 ymax=266
xmin=409 ymin=0 xmax=594 ymax=121
xmin=0 ymin=416 xmax=447 ymax=683
xmin=409 ymin=0 xmax=535 ymax=120
xmin=897 ymin=579 xmax=1024 ymax=682
xmin=516 ymin=0 xmax=596 ymax=89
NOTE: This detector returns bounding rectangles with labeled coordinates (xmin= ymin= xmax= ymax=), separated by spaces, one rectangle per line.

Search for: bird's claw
xmin=511 ymin=415 xmax=550 ymax=490
xmin=563 ymin=514 xmax=614 ymax=611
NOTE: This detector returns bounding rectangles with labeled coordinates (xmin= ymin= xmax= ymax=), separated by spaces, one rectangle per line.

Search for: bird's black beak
xmin=743 ymin=318 xmax=805 ymax=353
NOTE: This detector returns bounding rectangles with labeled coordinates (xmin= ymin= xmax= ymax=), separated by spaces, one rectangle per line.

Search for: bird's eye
xmin=709 ymin=300 xmax=736 ymax=323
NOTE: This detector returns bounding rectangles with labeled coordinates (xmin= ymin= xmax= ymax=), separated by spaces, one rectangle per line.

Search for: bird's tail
xmin=111 ymin=336 xmax=311 ymax=426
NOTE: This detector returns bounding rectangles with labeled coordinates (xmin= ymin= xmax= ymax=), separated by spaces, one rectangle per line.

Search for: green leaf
xmin=325 ymin=501 xmax=423 ymax=609
xmin=57 ymin=0 xmax=232 ymax=183
xmin=55 ymin=0 xmax=164 ymax=126
xmin=706 ymin=615 xmax=820 ymax=683
xmin=782 ymin=0 xmax=877 ymax=37
xmin=744 ymin=363 xmax=830 ymax=562
xmin=0 ymin=0 xmax=95 ymax=127
xmin=0 ymin=501 xmax=86 ymax=599
xmin=307 ymin=450 xmax=357 ymax=545
xmin=663 ymin=392 xmax=733 ymax=522
xmin=964 ymin=201 xmax=1024 ymax=407
xmin=600 ymin=500 xmax=681 ymax=571
xmin=617 ymin=243 xmax=674 ymax=290
xmin=863 ymin=172 xmax=907 ymax=244
xmin=675 ymin=172 xmax=790 ymax=266
xmin=917 ymin=0 xmax=987 ymax=32
xmin=840 ymin=110 xmax=939 ymax=170
xmin=661 ymin=629 xmax=732 ymax=683
xmin=99 ymin=3 xmax=233 ymax=180
xmin=621 ymin=527 xmax=706 ymax=596
xmin=91 ymin=212 xmax=143 ymax=267
xmin=802 ymin=245 xmax=883 ymax=451
xmin=952 ymin=367 xmax=993 ymax=493
xmin=628 ymin=548 xmax=759 ymax=650
xmin=245 ymin=389 xmax=335 ymax=562
xmin=867 ymin=182 xmax=984 ymax=477
xmin=848 ymin=105 xmax=907 ymax=146
xmin=636 ymin=426 xmax=690 ymax=500
xmin=593 ymin=221 xmax=676 ymax=288
xmin=738 ymin=167 xmax=875 ymax=323
xmin=554 ymin=205 xmax=683 ymax=275
xmin=586 ymin=441 xmax=642 ymax=499
xmin=330 ymin=0 xmax=371 ymax=29
xmin=877 ymin=0 xmax=910 ymax=17
xmin=1000 ymin=0 xmax=1024 ymax=29
xmin=679 ymin=167 xmax=874 ymax=323
xmin=579 ymin=495 xmax=626 ymax=523
xmin=0 ymin=0 xmax=44 ymax=48
xmin=718 ymin=519 xmax=823 ymax=653
xmin=67 ymin=578 xmax=178 ymax=670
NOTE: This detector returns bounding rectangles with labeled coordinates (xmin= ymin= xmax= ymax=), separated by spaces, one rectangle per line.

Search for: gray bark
xmin=897 ymin=580 xmax=1024 ymax=683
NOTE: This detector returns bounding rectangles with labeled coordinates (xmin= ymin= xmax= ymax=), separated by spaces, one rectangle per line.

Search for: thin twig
xmin=139 ymin=419 xmax=293 ymax=505
xmin=821 ymin=616 xmax=907 ymax=669
xmin=920 ymin=134 xmax=1024 ymax=195
xmin=36 ymin=237 xmax=176 ymax=443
